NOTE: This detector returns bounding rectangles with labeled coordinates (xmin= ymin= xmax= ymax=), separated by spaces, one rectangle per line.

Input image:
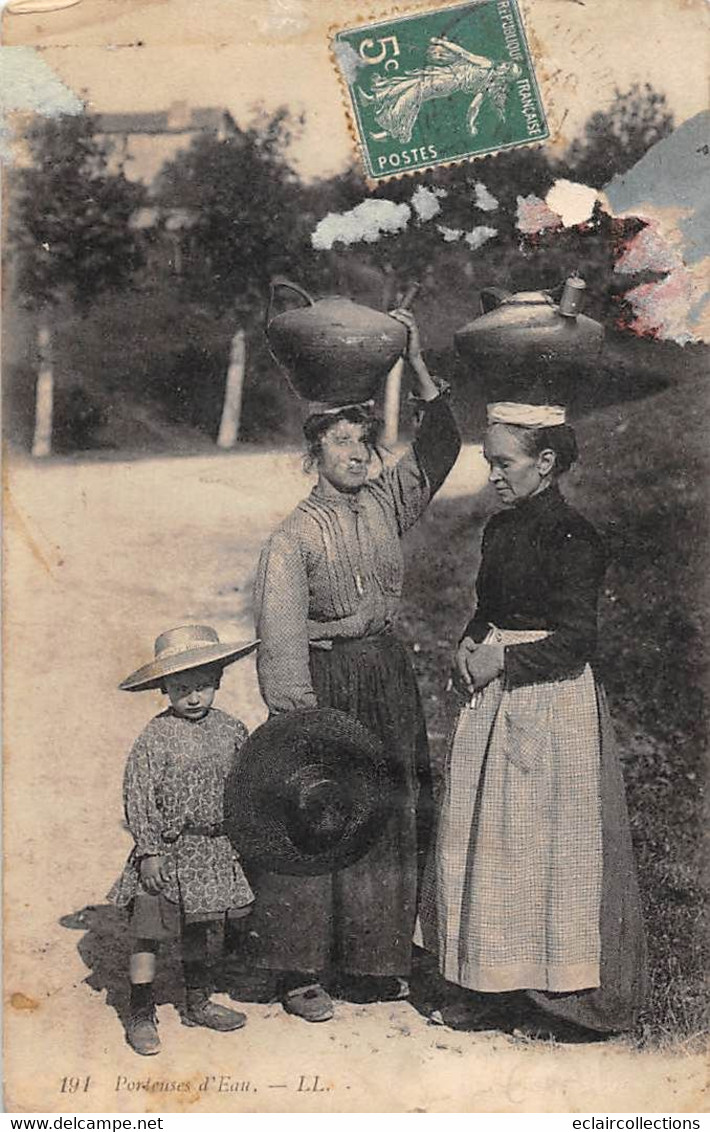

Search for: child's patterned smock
xmin=108 ymin=707 xmax=254 ymax=917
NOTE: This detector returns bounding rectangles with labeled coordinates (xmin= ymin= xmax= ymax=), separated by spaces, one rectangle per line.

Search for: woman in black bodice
xmin=417 ymin=403 xmax=647 ymax=1036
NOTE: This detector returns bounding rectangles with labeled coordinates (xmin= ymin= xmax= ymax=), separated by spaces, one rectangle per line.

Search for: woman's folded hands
xmin=454 ymin=636 xmax=505 ymax=694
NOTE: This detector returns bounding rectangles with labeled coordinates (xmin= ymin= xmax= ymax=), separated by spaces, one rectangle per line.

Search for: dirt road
xmin=3 ymin=446 xmax=705 ymax=1113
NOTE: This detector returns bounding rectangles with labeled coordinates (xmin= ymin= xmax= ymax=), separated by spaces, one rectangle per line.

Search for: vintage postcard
xmin=2 ymin=0 xmax=708 ymax=1116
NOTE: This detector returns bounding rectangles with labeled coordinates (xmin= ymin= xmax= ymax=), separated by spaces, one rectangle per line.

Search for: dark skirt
xmin=247 ymin=633 xmax=432 ymax=977
xmin=526 ymin=686 xmax=648 ymax=1032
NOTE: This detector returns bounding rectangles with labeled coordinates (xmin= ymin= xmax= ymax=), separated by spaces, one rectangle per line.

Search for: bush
xmin=53 ymin=384 xmax=110 ymax=452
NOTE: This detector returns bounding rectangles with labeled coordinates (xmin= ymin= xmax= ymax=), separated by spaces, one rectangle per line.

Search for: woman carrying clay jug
xmin=416 ymin=385 xmax=648 ymax=1038
xmin=251 ymin=306 xmax=461 ymax=1022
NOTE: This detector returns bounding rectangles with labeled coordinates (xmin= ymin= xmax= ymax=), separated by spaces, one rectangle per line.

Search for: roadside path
xmin=3 ymin=445 xmax=704 ymax=1113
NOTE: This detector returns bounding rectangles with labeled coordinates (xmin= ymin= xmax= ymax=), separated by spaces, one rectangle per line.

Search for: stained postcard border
xmin=2 ymin=0 xmax=708 ymax=1115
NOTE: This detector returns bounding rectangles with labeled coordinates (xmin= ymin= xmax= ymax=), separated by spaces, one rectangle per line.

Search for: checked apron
xmin=416 ymin=628 xmax=604 ymax=994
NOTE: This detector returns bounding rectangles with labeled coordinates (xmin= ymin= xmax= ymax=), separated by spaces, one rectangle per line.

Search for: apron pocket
xmin=503 ymin=706 xmax=550 ymax=773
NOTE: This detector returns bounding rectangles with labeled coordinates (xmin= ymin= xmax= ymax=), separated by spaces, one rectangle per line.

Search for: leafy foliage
xmin=9 ymin=113 xmax=146 ymax=310
xmin=5 ymin=84 xmax=680 ymax=449
xmin=559 ymin=83 xmax=674 ymax=188
xmin=153 ymin=108 xmax=308 ymax=316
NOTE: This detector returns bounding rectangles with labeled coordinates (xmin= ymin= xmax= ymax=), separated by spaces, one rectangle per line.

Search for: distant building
xmin=129 ymin=205 xmax=198 ymax=275
xmin=97 ymin=101 xmax=235 ymax=187
xmin=97 ymin=101 xmax=235 ymax=272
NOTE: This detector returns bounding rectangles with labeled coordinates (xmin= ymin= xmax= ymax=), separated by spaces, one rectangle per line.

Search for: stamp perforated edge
xmin=328 ymin=0 xmax=553 ymax=186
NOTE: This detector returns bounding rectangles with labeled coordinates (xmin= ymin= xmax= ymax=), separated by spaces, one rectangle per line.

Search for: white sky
xmin=3 ymin=0 xmax=708 ymax=178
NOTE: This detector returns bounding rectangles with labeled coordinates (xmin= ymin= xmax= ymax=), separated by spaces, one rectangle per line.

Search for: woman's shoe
xmin=185 ymin=988 xmax=246 ymax=1031
xmin=282 ymin=983 xmax=334 ymax=1022
xmin=126 ymin=1010 xmax=161 ymax=1056
xmin=335 ymin=975 xmax=410 ymax=1003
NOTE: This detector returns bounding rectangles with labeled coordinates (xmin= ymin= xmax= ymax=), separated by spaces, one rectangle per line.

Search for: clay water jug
xmin=454 ymin=278 xmax=604 ymax=403
xmin=265 ymin=278 xmax=409 ymax=405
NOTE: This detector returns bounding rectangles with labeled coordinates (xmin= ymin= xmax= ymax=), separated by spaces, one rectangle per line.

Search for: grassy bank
xmin=2 ymin=278 xmax=684 ymax=457
xmin=400 ymin=360 xmax=708 ymax=1046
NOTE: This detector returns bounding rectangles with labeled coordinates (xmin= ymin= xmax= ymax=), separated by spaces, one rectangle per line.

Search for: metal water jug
xmin=454 ymin=278 xmax=604 ymax=401
xmin=265 ymin=278 xmax=409 ymax=405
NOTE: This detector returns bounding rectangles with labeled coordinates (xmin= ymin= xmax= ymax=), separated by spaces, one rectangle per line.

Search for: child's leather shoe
xmin=126 ymin=1010 xmax=161 ymax=1056
xmin=185 ymin=988 xmax=246 ymax=1031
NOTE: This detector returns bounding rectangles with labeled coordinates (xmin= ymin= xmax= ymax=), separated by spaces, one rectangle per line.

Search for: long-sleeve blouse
xmin=463 ymin=483 xmax=607 ymax=688
xmin=254 ymin=396 xmax=461 ymax=714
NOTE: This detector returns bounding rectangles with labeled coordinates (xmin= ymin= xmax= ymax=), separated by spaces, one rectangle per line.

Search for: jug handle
xmin=479 ymin=286 xmax=512 ymax=314
xmin=265 ymin=277 xmax=315 ymax=333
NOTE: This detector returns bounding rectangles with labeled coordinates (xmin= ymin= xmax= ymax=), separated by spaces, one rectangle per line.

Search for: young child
xmin=108 ymin=624 xmax=258 ymax=1056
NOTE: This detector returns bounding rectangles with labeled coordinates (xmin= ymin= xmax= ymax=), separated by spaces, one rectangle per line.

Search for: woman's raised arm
xmin=382 ymin=308 xmax=461 ymax=531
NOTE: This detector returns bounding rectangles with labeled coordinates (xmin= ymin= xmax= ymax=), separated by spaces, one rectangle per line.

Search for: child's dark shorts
xmin=129 ymin=892 xmax=253 ymax=942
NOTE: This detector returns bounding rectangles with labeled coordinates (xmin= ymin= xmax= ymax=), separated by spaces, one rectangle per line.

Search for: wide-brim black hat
xmin=224 ymin=709 xmax=392 ymax=876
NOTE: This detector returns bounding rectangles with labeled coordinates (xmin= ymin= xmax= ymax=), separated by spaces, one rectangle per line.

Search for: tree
xmin=153 ymin=108 xmax=309 ymax=444
xmin=154 ymin=108 xmax=307 ymax=316
xmin=11 ymin=112 xmax=145 ymax=310
xmin=561 ymin=83 xmax=674 ymax=189
xmin=9 ymin=112 xmax=146 ymax=455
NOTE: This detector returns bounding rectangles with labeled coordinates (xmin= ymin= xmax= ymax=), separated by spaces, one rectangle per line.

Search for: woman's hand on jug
xmin=389 ymin=307 xmax=423 ymax=363
xmin=389 ymin=308 xmax=440 ymax=401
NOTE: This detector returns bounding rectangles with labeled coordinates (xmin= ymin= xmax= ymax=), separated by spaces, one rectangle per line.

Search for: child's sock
xmin=182 ymin=959 xmax=209 ymax=992
xmin=129 ymin=982 xmax=155 ymax=1017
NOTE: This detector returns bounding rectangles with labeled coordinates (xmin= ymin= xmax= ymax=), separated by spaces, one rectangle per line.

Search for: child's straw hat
xmin=119 ymin=625 xmax=258 ymax=692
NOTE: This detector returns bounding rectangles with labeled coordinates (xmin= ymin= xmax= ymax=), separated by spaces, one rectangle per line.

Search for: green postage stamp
xmin=332 ymin=0 xmax=549 ymax=180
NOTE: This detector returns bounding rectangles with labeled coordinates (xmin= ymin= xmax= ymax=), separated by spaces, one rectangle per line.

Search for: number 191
xmin=60 ymin=1075 xmax=91 ymax=1094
